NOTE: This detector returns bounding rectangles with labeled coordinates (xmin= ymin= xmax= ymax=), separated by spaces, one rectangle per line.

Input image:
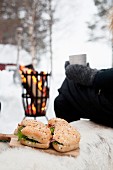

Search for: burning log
xmin=21 ymin=67 xmax=41 ymax=98
xmin=19 ymin=65 xmax=50 ymax=117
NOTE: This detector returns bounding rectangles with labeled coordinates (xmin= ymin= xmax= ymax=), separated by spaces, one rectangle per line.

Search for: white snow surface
xmin=0 ymin=45 xmax=57 ymax=134
xmin=0 ymin=44 xmax=32 ymax=65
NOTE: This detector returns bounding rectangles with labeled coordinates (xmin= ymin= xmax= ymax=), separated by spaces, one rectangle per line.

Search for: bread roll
xmin=20 ymin=119 xmax=44 ymax=127
xmin=48 ymin=117 xmax=69 ymax=127
xmin=52 ymin=142 xmax=79 ymax=152
xmin=21 ymin=125 xmax=52 ymax=144
xmin=14 ymin=119 xmax=45 ymax=135
xmin=20 ymin=139 xmax=50 ymax=149
xmin=52 ymin=122 xmax=80 ymax=152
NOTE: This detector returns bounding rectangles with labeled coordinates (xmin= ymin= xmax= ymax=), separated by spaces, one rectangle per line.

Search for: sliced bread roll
xmin=15 ymin=119 xmax=52 ymax=149
xmin=48 ymin=117 xmax=69 ymax=127
xmin=14 ymin=119 xmax=44 ymax=135
xmin=51 ymin=121 xmax=80 ymax=152
xmin=20 ymin=138 xmax=50 ymax=149
xmin=21 ymin=125 xmax=52 ymax=144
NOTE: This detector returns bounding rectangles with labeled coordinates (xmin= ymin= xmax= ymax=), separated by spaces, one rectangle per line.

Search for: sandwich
xmin=48 ymin=117 xmax=69 ymax=126
xmin=14 ymin=118 xmax=81 ymax=152
xmin=15 ymin=119 xmax=52 ymax=149
xmin=52 ymin=123 xmax=80 ymax=152
xmin=14 ymin=119 xmax=41 ymax=135
xmin=48 ymin=117 xmax=80 ymax=152
xmin=48 ymin=118 xmax=69 ymax=135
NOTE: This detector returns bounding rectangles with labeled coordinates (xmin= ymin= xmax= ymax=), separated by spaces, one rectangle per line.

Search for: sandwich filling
xmin=17 ymin=126 xmax=40 ymax=144
xmin=49 ymin=125 xmax=63 ymax=145
xmin=50 ymin=126 xmax=55 ymax=135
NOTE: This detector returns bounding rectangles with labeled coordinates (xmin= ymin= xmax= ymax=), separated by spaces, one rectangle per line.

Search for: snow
xmin=0 ymin=70 xmax=24 ymax=133
xmin=0 ymin=45 xmax=56 ymax=134
xmin=0 ymin=44 xmax=32 ymax=65
xmin=0 ymin=0 xmax=112 ymax=134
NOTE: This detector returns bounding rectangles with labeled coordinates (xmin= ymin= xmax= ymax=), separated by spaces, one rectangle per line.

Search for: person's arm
xmin=93 ymin=68 xmax=113 ymax=89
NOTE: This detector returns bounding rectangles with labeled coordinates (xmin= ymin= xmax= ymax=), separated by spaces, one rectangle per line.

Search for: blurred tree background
xmin=87 ymin=0 xmax=112 ymax=41
xmin=0 ymin=0 xmax=55 ymax=70
xmin=0 ymin=0 xmax=112 ymax=69
xmin=87 ymin=0 xmax=113 ymax=65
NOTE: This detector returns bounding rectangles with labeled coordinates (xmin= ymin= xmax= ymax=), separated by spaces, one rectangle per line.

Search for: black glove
xmin=64 ymin=61 xmax=70 ymax=69
xmin=65 ymin=63 xmax=98 ymax=86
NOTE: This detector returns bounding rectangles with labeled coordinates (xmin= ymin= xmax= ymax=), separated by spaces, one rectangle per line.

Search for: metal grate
xmin=21 ymin=70 xmax=50 ymax=118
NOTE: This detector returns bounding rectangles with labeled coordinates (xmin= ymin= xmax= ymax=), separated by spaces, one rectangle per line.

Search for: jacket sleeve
xmin=93 ymin=68 xmax=113 ymax=89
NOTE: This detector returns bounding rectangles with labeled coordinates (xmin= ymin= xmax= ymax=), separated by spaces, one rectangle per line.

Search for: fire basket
xmin=20 ymin=66 xmax=51 ymax=119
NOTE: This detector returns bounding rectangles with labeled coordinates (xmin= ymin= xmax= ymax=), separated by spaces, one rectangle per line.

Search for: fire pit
xmin=20 ymin=66 xmax=50 ymax=119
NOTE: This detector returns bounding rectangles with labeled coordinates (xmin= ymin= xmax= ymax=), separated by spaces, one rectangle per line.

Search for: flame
xmin=32 ymin=76 xmax=37 ymax=84
xmin=38 ymin=81 xmax=42 ymax=90
xmin=41 ymin=102 xmax=46 ymax=111
xmin=21 ymin=74 xmax=26 ymax=83
xmin=25 ymin=102 xmax=46 ymax=115
xmin=25 ymin=104 xmax=36 ymax=115
xmin=20 ymin=65 xmax=49 ymax=116
xmin=41 ymin=106 xmax=46 ymax=111
xmin=31 ymin=103 xmax=36 ymax=115
xmin=20 ymin=65 xmax=25 ymax=70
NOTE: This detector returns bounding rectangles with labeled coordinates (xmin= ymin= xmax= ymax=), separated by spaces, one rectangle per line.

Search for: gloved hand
xmin=64 ymin=61 xmax=70 ymax=69
xmin=65 ymin=62 xmax=98 ymax=86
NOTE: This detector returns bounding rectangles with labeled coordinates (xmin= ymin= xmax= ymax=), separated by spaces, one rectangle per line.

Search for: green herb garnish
xmin=52 ymin=141 xmax=63 ymax=145
xmin=17 ymin=126 xmax=39 ymax=143
xmin=50 ymin=127 xmax=55 ymax=135
xmin=17 ymin=126 xmax=25 ymax=141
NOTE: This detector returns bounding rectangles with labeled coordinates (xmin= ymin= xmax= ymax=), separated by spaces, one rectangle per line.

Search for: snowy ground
xmin=0 ymin=45 xmax=62 ymax=134
xmin=0 ymin=70 xmax=24 ymax=133
xmin=0 ymin=69 xmax=61 ymax=134
xmin=0 ymin=0 xmax=112 ymax=134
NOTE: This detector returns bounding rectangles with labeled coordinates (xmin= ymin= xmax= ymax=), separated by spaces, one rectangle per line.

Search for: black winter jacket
xmin=57 ymin=70 xmax=113 ymax=126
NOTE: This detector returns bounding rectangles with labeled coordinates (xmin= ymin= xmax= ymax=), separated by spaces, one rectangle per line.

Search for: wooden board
xmin=9 ymin=137 xmax=80 ymax=157
xmin=0 ymin=134 xmax=16 ymax=142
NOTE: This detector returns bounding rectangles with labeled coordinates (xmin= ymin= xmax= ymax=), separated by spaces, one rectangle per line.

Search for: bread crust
xmin=52 ymin=122 xmax=80 ymax=152
xmin=14 ymin=119 xmax=43 ymax=135
xmin=21 ymin=125 xmax=52 ymax=144
xmin=20 ymin=139 xmax=50 ymax=149
xmin=52 ymin=142 xmax=79 ymax=152
xmin=20 ymin=119 xmax=44 ymax=127
xmin=48 ymin=117 xmax=69 ymax=127
xmin=53 ymin=124 xmax=80 ymax=145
